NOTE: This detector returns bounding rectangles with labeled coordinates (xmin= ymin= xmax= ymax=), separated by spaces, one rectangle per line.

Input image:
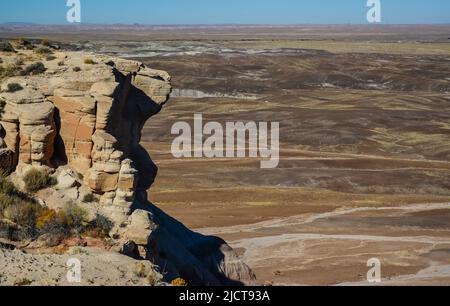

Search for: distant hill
xmin=0 ymin=22 xmax=38 ymax=26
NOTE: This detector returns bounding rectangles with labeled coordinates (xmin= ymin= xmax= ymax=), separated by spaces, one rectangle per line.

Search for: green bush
xmin=45 ymin=55 xmax=56 ymax=61
xmin=23 ymin=168 xmax=54 ymax=193
xmin=21 ymin=62 xmax=46 ymax=76
xmin=6 ymin=83 xmax=23 ymax=93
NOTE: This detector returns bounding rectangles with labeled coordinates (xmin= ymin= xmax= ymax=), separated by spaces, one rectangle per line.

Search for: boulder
xmin=122 ymin=209 xmax=157 ymax=245
xmin=55 ymin=169 xmax=79 ymax=190
xmin=90 ymin=81 xmax=120 ymax=97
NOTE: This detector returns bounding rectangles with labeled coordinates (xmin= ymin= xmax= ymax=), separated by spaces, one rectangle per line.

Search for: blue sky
xmin=0 ymin=0 xmax=449 ymax=25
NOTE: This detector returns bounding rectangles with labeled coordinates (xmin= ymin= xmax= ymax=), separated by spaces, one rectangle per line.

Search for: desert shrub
xmin=35 ymin=47 xmax=52 ymax=55
xmin=35 ymin=208 xmax=67 ymax=238
xmin=0 ymin=174 xmax=104 ymax=243
xmin=23 ymin=168 xmax=54 ymax=193
xmin=171 ymin=278 xmax=187 ymax=286
xmin=0 ymin=175 xmax=37 ymax=215
xmin=6 ymin=83 xmax=23 ymax=93
xmin=0 ymin=64 xmax=21 ymax=78
xmin=57 ymin=61 xmax=64 ymax=66
xmin=2 ymin=201 xmax=42 ymax=229
xmin=132 ymin=261 xmax=163 ymax=285
xmin=21 ymin=62 xmax=46 ymax=76
xmin=73 ymin=66 xmax=81 ymax=72
xmin=146 ymin=269 xmax=164 ymax=286
xmin=0 ymin=172 xmax=108 ymax=244
xmin=14 ymin=278 xmax=33 ymax=286
xmin=0 ymin=172 xmax=18 ymax=195
xmin=134 ymin=263 xmax=147 ymax=278
xmin=0 ymin=219 xmax=16 ymax=241
xmin=45 ymin=55 xmax=56 ymax=61
xmin=83 ymin=58 xmax=97 ymax=65
xmin=15 ymin=38 xmax=33 ymax=49
xmin=0 ymin=174 xmax=43 ymax=240
xmin=35 ymin=208 xmax=58 ymax=230
xmin=0 ymin=41 xmax=15 ymax=52
xmin=35 ymin=202 xmax=88 ymax=238
xmin=41 ymin=39 xmax=51 ymax=47
xmin=84 ymin=214 xmax=113 ymax=238
xmin=61 ymin=201 xmax=88 ymax=232
xmin=0 ymin=58 xmax=3 ymax=64
xmin=81 ymin=192 xmax=95 ymax=203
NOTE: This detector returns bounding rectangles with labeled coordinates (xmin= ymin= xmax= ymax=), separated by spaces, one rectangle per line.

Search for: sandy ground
xmin=0 ymin=244 xmax=163 ymax=286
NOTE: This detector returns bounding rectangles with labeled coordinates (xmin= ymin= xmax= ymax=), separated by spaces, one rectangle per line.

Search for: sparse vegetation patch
xmin=0 ymin=41 xmax=15 ymax=52
xmin=0 ymin=64 xmax=20 ymax=79
xmin=6 ymin=83 xmax=23 ymax=93
xmin=35 ymin=47 xmax=52 ymax=55
xmin=21 ymin=62 xmax=46 ymax=75
xmin=0 ymin=172 xmax=112 ymax=244
xmin=23 ymin=168 xmax=55 ymax=193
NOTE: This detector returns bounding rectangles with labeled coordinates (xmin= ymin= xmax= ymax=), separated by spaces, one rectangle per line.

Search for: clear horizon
xmin=0 ymin=0 xmax=449 ymax=25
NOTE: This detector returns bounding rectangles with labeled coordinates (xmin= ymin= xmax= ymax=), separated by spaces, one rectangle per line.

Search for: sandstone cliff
xmin=0 ymin=45 xmax=255 ymax=285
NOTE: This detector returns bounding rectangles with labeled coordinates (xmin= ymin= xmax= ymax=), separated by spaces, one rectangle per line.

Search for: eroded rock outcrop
xmin=0 ymin=52 xmax=170 ymax=214
xmin=0 ymin=49 xmax=255 ymax=286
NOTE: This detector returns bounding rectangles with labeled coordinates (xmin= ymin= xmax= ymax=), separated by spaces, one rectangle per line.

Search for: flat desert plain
xmin=3 ymin=25 xmax=450 ymax=285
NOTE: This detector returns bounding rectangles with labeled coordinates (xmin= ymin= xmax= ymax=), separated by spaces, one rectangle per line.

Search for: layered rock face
xmin=0 ymin=85 xmax=56 ymax=169
xmin=0 ymin=51 xmax=255 ymax=285
xmin=0 ymin=53 xmax=170 ymax=217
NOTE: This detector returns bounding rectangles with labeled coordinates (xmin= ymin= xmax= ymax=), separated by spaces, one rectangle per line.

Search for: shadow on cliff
xmin=118 ymin=73 xmax=255 ymax=286
xmin=52 ymin=108 xmax=68 ymax=167
xmin=126 ymin=96 xmax=256 ymax=285
xmin=133 ymin=192 xmax=256 ymax=286
xmin=126 ymin=84 xmax=163 ymax=191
